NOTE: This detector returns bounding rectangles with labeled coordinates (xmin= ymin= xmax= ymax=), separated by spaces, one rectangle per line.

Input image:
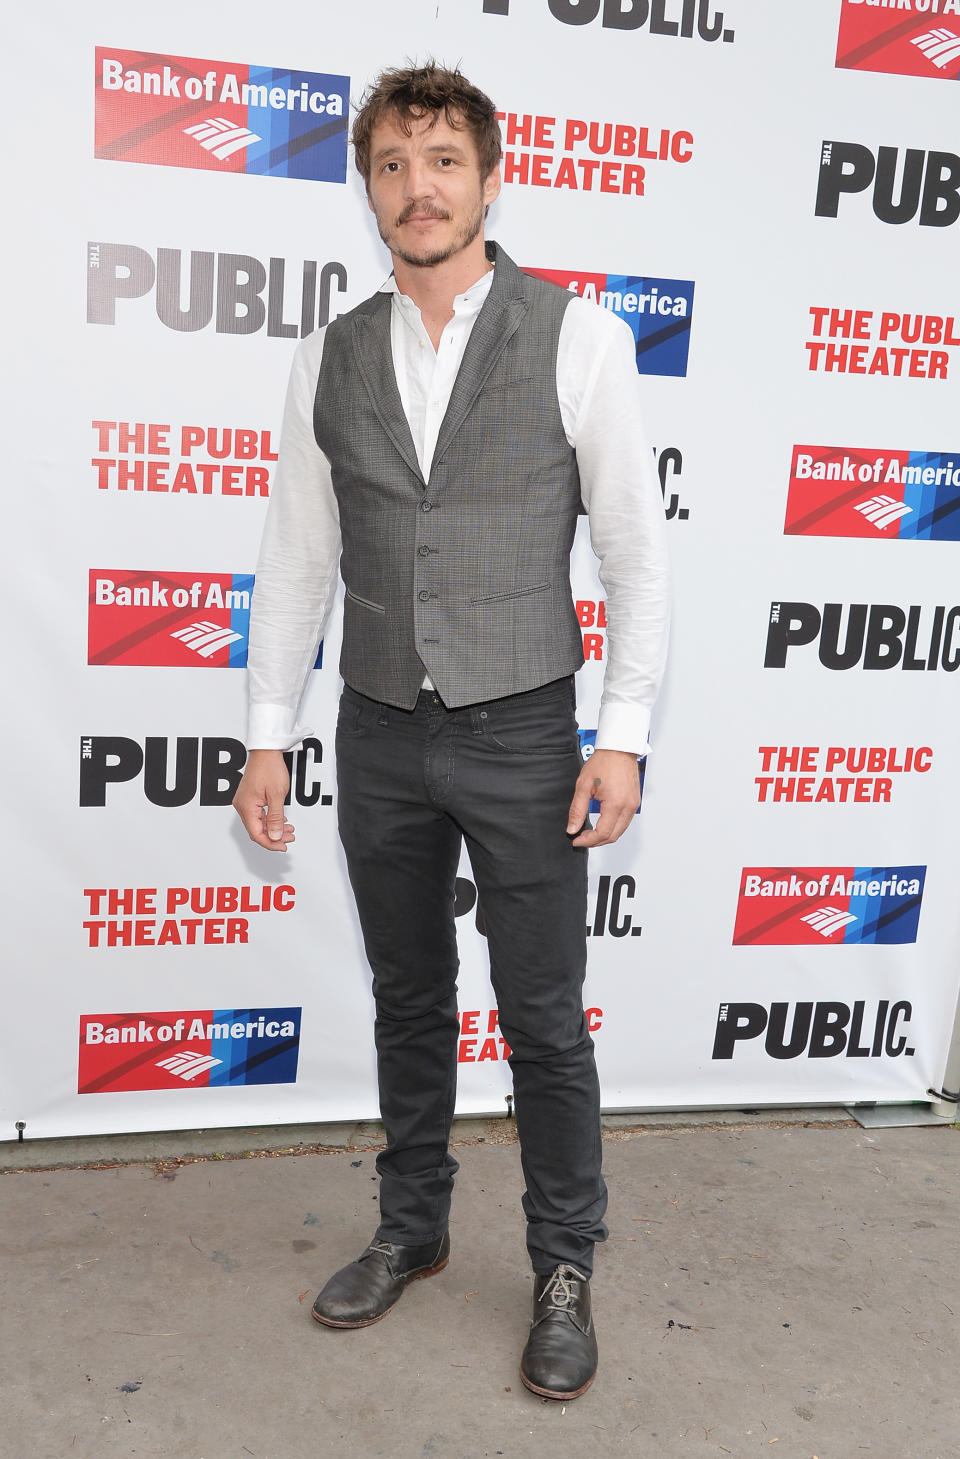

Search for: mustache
xmin=395 ymin=203 xmax=452 ymax=225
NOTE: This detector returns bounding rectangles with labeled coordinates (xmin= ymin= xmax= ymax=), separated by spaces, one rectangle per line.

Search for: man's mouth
xmin=397 ymin=207 xmax=451 ymax=226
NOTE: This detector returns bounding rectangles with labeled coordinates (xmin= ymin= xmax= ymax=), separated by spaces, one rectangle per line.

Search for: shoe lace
xmin=539 ymin=1264 xmax=587 ymax=1310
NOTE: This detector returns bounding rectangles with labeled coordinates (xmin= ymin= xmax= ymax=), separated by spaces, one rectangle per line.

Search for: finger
xmin=256 ymin=808 xmax=296 ymax=851
xmin=264 ymin=791 xmax=288 ymax=843
xmin=234 ymin=796 xmax=269 ymax=844
xmin=571 ymin=804 xmax=611 ymax=847
xmin=608 ymin=801 xmax=639 ymax=841
xmin=250 ymin=806 xmax=289 ymax=852
xmin=572 ymin=820 xmax=605 ymax=848
xmin=572 ymin=802 xmax=634 ymax=848
xmin=598 ymin=808 xmax=634 ymax=846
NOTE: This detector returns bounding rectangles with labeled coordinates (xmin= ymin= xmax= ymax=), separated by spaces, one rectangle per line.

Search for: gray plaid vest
xmin=313 ymin=244 xmax=585 ymax=709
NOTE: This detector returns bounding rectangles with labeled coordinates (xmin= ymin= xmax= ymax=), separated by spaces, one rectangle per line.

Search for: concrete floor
xmin=3 ymin=1117 xmax=958 ymax=1459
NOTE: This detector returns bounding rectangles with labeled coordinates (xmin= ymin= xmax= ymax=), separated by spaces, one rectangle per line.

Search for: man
xmin=234 ymin=62 xmax=669 ymax=1400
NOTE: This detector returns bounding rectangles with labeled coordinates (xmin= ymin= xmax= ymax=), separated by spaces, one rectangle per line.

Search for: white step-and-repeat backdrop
xmin=6 ymin=1 xmax=960 ymax=1139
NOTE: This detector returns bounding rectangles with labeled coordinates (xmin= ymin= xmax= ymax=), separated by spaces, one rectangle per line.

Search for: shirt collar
xmin=379 ymin=265 xmax=495 ymax=312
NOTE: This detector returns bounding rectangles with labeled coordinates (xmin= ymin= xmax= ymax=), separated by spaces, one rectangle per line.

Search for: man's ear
xmin=484 ymin=167 xmax=502 ymax=208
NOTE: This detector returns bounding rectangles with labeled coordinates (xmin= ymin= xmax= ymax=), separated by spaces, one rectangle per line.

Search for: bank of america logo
xmin=801 ymin=907 xmax=859 ymax=938
xmin=183 ymin=117 xmax=262 ymax=160
xmin=155 ymin=1052 xmax=224 ymax=1081
xmin=911 ymin=29 xmax=960 ymax=70
xmin=170 ymin=620 xmax=245 ymax=657
xmin=854 ymin=495 xmax=914 ymax=531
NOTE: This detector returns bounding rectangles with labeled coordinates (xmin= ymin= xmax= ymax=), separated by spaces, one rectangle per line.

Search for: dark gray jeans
xmin=335 ymin=676 xmax=608 ymax=1277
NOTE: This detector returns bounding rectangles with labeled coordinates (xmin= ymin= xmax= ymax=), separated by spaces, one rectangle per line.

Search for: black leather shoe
xmin=311 ymin=1234 xmax=450 ymax=1328
xmin=519 ymin=1264 xmax=598 ymax=1399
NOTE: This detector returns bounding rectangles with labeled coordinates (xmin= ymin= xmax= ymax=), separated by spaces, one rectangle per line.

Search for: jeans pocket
xmin=336 ymin=690 xmax=381 ymax=740
xmin=481 ymin=690 xmax=578 ymax=757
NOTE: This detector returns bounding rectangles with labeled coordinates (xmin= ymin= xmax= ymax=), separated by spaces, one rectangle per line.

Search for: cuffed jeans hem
xmin=527 ymin=1222 xmax=608 ymax=1279
xmin=374 ymin=1223 xmax=450 ymax=1247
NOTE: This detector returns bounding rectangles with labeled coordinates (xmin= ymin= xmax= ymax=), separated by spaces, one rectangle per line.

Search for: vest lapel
xmin=351 ymin=300 xmax=425 ymax=485
xmin=431 ymin=296 xmax=528 ymax=472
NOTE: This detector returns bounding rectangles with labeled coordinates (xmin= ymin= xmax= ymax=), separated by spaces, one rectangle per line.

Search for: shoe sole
xmin=310 ymin=1255 xmax=450 ymax=1329
xmin=518 ymin=1365 xmax=596 ymax=1401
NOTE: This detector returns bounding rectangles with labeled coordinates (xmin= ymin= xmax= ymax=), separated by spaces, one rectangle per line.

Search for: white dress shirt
xmin=247 ymin=262 xmax=670 ymax=755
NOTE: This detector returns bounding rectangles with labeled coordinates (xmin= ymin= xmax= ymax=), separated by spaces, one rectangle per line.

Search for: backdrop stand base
xmin=846 ymin=1103 xmax=955 ymax=1128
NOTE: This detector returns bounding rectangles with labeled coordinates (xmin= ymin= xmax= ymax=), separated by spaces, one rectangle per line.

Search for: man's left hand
xmin=567 ymin=748 xmax=641 ymax=848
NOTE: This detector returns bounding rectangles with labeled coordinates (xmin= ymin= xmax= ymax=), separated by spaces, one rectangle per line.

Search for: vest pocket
xmin=470 ymin=582 xmax=549 ymax=606
xmin=345 ymin=587 xmax=386 ymax=614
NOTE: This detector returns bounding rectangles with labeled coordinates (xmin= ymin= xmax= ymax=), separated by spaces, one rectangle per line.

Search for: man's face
xmin=366 ymin=109 xmax=501 ymax=270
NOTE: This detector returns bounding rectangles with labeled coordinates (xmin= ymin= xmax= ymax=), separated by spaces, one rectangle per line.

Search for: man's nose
xmin=404 ymin=160 xmax=436 ymax=198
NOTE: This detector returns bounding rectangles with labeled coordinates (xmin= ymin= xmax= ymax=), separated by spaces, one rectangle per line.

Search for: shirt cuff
xmin=594 ymin=701 xmax=651 ymax=758
xmin=247 ymin=703 xmax=315 ymax=752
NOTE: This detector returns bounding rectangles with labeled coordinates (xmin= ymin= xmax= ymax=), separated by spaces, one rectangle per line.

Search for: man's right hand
xmin=233 ymin=749 xmax=295 ymax=852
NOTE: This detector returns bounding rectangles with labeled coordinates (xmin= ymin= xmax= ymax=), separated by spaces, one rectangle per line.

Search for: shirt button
xmin=418 ymin=545 xmax=430 ymax=557
xmin=418 ymin=590 xmax=430 ymax=602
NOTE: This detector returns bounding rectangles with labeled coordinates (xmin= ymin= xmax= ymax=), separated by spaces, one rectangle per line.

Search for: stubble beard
xmin=376 ymin=193 xmax=486 ymax=270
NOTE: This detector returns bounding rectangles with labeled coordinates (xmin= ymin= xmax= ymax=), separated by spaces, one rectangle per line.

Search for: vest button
xmin=417 ymin=545 xmax=430 ymax=557
xmin=420 ymin=501 xmax=433 ymax=513
xmin=418 ymin=590 xmax=430 ymax=602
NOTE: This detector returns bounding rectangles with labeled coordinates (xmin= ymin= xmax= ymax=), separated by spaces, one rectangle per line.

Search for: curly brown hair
xmin=352 ymin=62 xmax=502 ymax=187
